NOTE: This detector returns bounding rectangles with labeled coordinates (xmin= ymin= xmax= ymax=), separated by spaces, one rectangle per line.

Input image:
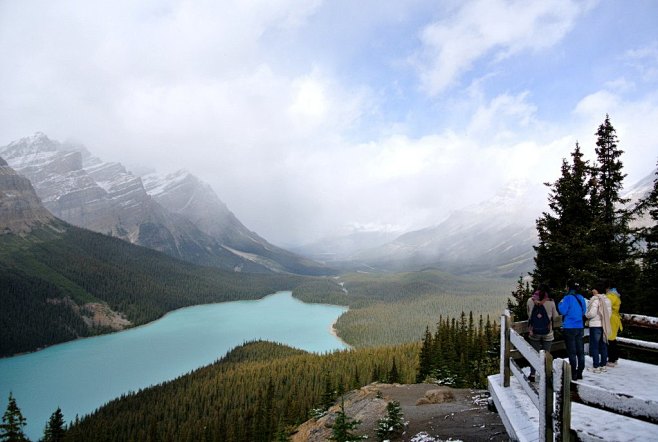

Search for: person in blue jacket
xmin=558 ymin=281 xmax=587 ymax=380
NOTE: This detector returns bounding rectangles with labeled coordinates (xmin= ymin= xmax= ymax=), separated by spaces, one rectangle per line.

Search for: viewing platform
xmin=488 ymin=312 xmax=658 ymax=441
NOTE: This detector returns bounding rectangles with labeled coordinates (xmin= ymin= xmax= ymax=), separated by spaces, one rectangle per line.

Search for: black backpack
xmin=529 ymin=303 xmax=551 ymax=335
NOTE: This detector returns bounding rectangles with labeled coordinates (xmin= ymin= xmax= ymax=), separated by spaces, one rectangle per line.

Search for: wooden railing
xmin=498 ymin=310 xmax=658 ymax=441
xmin=500 ymin=310 xmax=556 ymax=441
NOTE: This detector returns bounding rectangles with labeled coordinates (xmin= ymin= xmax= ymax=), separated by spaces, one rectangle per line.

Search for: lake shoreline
xmin=329 ymin=320 xmax=352 ymax=349
xmin=1 ymin=290 xmax=349 ymax=441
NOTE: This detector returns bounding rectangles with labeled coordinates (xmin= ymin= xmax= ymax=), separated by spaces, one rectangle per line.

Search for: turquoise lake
xmin=0 ymin=291 xmax=348 ymax=440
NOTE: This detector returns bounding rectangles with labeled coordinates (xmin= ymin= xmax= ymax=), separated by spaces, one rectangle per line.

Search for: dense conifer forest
xmin=62 ymin=341 xmax=420 ymax=442
xmin=0 ymin=222 xmax=305 ymax=357
xmin=293 ymin=270 xmax=510 ymax=347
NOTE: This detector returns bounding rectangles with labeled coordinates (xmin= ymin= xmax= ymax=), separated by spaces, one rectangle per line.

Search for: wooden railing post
xmin=539 ymin=350 xmax=554 ymax=442
xmin=553 ymin=359 xmax=572 ymax=441
xmin=501 ymin=311 xmax=512 ymax=387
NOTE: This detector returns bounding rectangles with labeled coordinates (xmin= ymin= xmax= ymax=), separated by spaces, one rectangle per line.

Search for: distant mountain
xmin=0 ymin=133 xmax=330 ymax=275
xmin=341 ymin=170 xmax=658 ymax=277
xmin=0 ymin=158 xmax=303 ymax=356
xmin=625 ymin=167 xmax=657 ymax=229
xmin=142 ymin=170 xmax=329 ymax=275
xmin=347 ymin=181 xmax=546 ymax=277
xmin=290 ymin=226 xmax=402 ymax=263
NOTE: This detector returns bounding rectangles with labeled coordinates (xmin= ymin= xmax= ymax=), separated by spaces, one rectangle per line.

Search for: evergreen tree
xmin=273 ymin=424 xmax=291 ymax=442
xmin=321 ymin=374 xmax=336 ymax=411
xmin=507 ymin=276 xmax=531 ymax=321
xmin=591 ymin=115 xmax=638 ymax=299
xmin=387 ymin=359 xmax=400 ymax=384
xmin=329 ymin=397 xmax=366 ymax=442
xmin=533 ymin=142 xmax=598 ymax=290
xmin=375 ymin=400 xmax=404 ymax=442
xmin=42 ymin=407 xmax=65 ymax=442
xmin=416 ymin=326 xmax=433 ymax=382
xmin=0 ymin=393 xmax=29 ymax=442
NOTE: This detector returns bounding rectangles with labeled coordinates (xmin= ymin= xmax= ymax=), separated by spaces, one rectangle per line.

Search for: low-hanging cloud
xmin=1 ymin=0 xmax=656 ymax=246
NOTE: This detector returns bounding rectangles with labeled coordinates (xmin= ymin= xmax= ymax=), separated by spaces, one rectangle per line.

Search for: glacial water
xmin=0 ymin=291 xmax=348 ymax=440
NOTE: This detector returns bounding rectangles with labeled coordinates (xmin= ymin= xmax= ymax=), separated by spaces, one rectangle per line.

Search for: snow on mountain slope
xmin=351 ymin=180 xmax=546 ymax=276
xmin=0 ymin=133 xmax=329 ymax=275
xmin=624 ymin=167 xmax=656 ymax=229
xmin=142 ymin=169 xmax=331 ymax=275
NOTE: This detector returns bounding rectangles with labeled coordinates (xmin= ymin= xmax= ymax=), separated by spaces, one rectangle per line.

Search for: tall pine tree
xmin=507 ymin=276 xmax=531 ymax=320
xmin=533 ymin=142 xmax=597 ymax=289
xmin=0 ymin=393 xmax=29 ymax=442
xmin=591 ymin=115 xmax=638 ymax=300
xmin=329 ymin=397 xmax=366 ymax=442
xmin=43 ymin=407 xmax=65 ymax=442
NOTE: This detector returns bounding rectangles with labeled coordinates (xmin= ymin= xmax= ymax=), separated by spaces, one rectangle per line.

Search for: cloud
xmin=1 ymin=0 xmax=655 ymax=246
xmin=573 ymin=88 xmax=658 ymax=184
xmin=467 ymin=91 xmax=538 ymax=140
xmin=412 ymin=0 xmax=593 ymax=95
xmin=624 ymin=41 xmax=658 ymax=82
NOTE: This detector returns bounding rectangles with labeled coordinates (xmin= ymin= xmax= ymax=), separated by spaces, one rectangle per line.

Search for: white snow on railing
xmin=617 ymin=336 xmax=658 ymax=350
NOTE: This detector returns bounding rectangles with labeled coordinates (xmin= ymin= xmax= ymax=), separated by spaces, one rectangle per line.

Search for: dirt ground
xmin=292 ymin=383 xmax=509 ymax=441
xmin=374 ymin=383 xmax=508 ymax=441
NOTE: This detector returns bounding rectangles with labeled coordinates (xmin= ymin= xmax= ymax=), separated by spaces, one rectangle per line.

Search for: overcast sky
xmin=1 ymin=0 xmax=657 ymax=246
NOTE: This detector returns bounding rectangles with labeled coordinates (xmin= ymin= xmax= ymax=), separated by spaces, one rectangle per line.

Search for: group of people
xmin=525 ymin=281 xmax=623 ymax=382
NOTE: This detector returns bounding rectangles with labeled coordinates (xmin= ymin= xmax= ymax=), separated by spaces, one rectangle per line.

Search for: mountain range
xmin=2 ymin=133 xmax=654 ymax=278
xmin=0 ymin=133 xmax=329 ymax=275
xmin=0 ymin=157 xmax=303 ymax=356
xmin=295 ymin=170 xmax=657 ymax=277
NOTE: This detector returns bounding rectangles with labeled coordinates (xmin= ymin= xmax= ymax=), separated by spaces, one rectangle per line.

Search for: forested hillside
xmin=0 ymin=222 xmax=304 ymax=357
xmin=293 ymin=270 xmax=511 ymax=347
xmin=63 ymin=341 xmax=420 ymax=442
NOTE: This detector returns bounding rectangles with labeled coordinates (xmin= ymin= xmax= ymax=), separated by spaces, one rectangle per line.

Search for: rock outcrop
xmin=0 ymin=156 xmax=54 ymax=234
xmin=292 ymin=383 xmax=506 ymax=442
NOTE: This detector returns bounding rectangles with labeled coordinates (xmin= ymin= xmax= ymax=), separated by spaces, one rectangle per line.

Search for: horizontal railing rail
xmin=496 ymin=310 xmax=658 ymax=441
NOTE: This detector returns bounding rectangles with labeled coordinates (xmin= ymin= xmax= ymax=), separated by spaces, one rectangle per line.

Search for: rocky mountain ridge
xmin=298 ymin=170 xmax=657 ymax=277
xmin=303 ymin=181 xmax=545 ymax=277
xmin=0 ymin=156 xmax=54 ymax=234
xmin=0 ymin=133 xmax=329 ymax=275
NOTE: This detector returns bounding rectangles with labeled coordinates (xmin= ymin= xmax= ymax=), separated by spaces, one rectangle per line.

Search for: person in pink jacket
xmin=586 ymin=287 xmax=612 ymax=373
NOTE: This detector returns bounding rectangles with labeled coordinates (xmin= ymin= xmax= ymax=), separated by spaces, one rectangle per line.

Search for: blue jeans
xmin=589 ymin=327 xmax=608 ymax=368
xmin=563 ymin=328 xmax=584 ymax=378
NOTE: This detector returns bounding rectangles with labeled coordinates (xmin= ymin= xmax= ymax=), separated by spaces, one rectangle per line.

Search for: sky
xmin=1 ymin=0 xmax=657 ymax=246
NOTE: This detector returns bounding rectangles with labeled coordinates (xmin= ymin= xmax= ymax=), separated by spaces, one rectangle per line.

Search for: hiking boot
xmin=607 ymin=362 xmax=617 ymax=367
xmin=598 ymin=366 xmax=607 ymax=372
xmin=586 ymin=367 xmax=599 ymax=373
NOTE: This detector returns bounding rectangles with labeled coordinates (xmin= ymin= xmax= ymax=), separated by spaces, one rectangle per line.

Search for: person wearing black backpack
xmin=526 ymin=284 xmax=559 ymax=382
xmin=558 ymin=281 xmax=587 ymax=380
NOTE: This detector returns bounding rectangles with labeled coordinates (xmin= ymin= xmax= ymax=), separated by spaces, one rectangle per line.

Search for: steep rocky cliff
xmin=0 ymin=133 xmax=329 ymax=274
xmin=0 ymin=156 xmax=54 ymax=234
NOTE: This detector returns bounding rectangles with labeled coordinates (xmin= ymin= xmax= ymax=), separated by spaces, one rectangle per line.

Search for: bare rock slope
xmin=0 ymin=156 xmax=54 ymax=234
